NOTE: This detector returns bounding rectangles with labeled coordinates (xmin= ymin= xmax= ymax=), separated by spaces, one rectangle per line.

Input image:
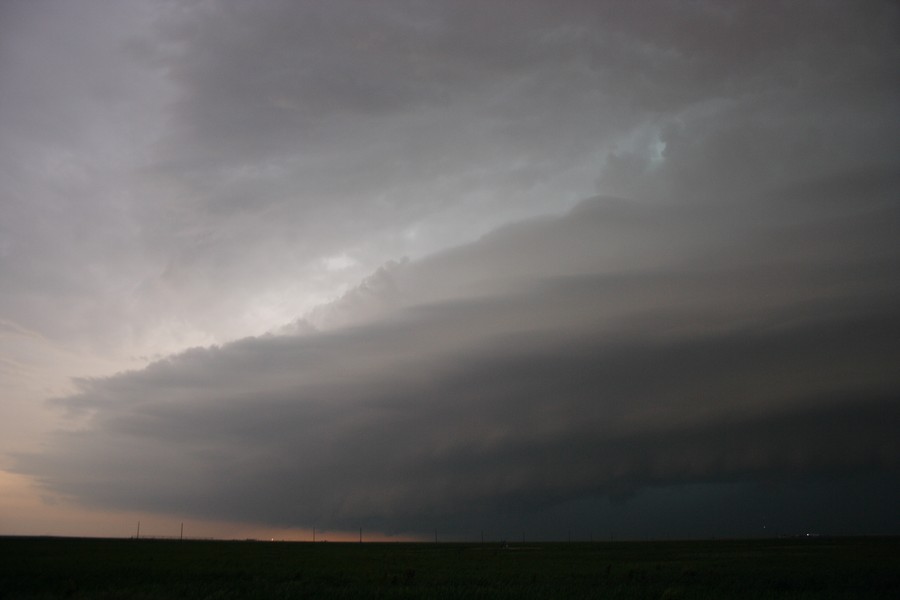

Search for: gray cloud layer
xmin=4 ymin=0 xmax=897 ymax=351
xmin=7 ymin=0 xmax=900 ymax=537
xmin=19 ymin=189 xmax=900 ymax=535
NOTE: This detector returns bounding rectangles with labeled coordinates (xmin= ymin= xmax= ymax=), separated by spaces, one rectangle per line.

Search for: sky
xmin=1 ymin=0 xmax=899 ymax=541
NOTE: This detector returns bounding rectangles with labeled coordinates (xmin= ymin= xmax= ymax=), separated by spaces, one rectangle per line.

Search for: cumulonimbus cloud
xmin=17 ymin=188 xmax=900 ymax=534
xmin=7 ymin=0 xmax=899 ymax=538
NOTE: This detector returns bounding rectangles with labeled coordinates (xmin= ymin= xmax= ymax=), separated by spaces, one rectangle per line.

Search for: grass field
xmin=1 ymin=536 xmax=897 ymax=599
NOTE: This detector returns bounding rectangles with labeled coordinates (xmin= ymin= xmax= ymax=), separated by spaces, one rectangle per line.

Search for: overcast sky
xmin=2 ymin=0 xmax=899 ymax=540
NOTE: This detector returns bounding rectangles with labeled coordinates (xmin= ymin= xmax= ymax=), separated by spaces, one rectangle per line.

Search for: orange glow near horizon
xmin=0 ymin=470 xmax=421 ymax=542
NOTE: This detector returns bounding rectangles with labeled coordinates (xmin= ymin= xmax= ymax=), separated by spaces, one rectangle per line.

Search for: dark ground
xmin=1 ymin=536 xmax=897 ymax=599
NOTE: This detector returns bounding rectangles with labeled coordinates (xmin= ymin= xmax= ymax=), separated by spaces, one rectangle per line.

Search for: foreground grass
xmin=1 ymin=536 xmax=897 ymax=599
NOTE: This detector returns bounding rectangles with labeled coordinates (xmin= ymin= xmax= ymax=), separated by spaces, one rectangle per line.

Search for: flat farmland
xmin=1 ymin=536 xmax=897 ymax=599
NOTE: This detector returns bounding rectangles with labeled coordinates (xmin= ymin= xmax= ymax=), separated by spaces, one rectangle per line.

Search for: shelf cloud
xmin=19 ymin=190 xmax=900 ymax=534
xmin=4 ymin=0 xmax=899 ymax=538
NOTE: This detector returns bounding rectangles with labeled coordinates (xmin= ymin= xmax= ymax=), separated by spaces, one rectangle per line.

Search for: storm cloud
xmin=4 ymin=0 xmax=900 ymax=538
xmin=19 ymin=190 xmax=900 ymax=535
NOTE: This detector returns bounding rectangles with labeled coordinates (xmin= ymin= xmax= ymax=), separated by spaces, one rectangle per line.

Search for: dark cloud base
xmin=17 ymin=192 xmax=900 ymax=538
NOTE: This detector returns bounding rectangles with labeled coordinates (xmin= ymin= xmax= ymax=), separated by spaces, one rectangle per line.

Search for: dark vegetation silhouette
xmin=1 ymin=536 xmax=898 ymax=598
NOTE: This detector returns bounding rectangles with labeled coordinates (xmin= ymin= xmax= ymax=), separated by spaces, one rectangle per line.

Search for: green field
xmin=1 ymin=536 xmax=897 ymax=599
